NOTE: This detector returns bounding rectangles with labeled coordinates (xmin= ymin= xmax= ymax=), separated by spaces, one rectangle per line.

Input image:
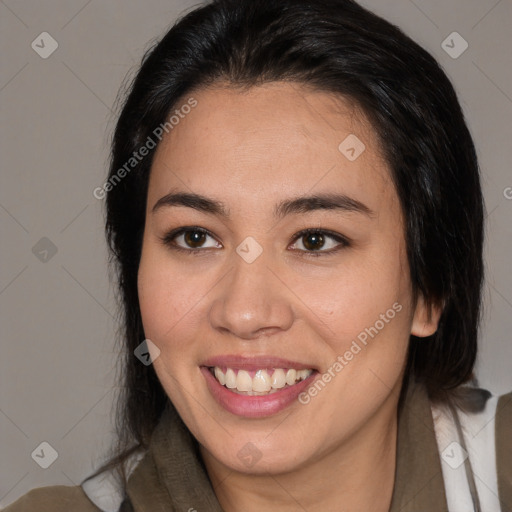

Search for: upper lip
xmin=201 ymin=355 xmax=316 ymax=371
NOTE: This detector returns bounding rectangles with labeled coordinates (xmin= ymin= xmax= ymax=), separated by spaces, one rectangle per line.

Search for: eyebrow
xmin=152 ymin=191 xmax=374 ymax=218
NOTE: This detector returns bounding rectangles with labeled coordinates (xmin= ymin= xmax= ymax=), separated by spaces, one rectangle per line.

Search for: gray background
xmin=1 ymin=0 xmax=511 ymax=507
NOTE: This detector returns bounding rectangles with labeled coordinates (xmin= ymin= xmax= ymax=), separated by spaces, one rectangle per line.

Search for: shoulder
xmin=79 ymin=449 xmax=146 ymax=512
xmin=496 ymin=391 xmax=512 ymax=512
xmin=2 ymin=485 xmax=101 ymax=512
xmin=431 ymin=386 xmax=512 ymax=512
xmin=496 ymin=390 xmax=512 ymax=432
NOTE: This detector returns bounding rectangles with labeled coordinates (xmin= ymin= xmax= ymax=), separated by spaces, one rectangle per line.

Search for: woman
xmin=6 ymin=0 xmax=511 ymax=510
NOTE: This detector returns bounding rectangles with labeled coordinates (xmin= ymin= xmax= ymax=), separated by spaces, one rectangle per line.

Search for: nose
xmin=208 ymin=247 xmax=294 ymax=340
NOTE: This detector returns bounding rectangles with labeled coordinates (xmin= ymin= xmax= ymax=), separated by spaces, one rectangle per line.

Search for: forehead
xmin=148 ymin=82 xmax=395 ymax=215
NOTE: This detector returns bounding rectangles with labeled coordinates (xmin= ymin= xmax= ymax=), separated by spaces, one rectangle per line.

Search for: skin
xmin=137 ymin=82 xmax=440 ymax=511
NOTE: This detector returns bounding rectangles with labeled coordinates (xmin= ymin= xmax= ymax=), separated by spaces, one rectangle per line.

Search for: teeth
xmin=297 ymin=369 xmax=309 ymax=380
xmin=271 ymin=368 xmax=286 ymax=389
xmin=285 ymin=369 xmax=297 ymax=386
xmin=253 ymin=370 xmax=271 ymax=392
xmin=211 ymin=366 xmax=312 ymax=394
xmin=214 ymin=367 xmax=226 ymax=386
xmin=236 ymin=370 xmax=252 ymax=392
xmin=225 ymin=368 xmax=237 ymax=389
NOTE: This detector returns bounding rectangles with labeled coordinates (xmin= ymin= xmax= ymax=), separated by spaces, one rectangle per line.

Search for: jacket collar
xmin=389 ymin=379 xmax=448 ymax=511
xmin=126 ymin=379 xmax=448 ymax=511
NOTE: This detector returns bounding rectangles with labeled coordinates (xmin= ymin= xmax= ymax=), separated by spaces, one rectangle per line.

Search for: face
xmin=137 ymin=82 xmax=436 ymax=476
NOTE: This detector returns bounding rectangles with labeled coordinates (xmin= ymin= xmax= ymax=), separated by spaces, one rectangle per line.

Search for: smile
xmin=209 ymin=367 xmax=313 ymax=395
xmin=200 ymin=356 xmax=318 ymax=418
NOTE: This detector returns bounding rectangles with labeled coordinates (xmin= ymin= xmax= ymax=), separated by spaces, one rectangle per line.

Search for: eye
xmin=160 ymin=226 xmax=349 ymax=257
xmin=160 ymin=226 xmax=222 ymax=253
xmin=289 ymin=228 xmax=349 ymax=256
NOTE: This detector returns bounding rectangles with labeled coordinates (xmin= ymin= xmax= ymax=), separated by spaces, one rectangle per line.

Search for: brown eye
xmin=289 ymin=229 xmax=349 ymax=256
xmin=302 ymin=232 xmax=325 ymax=251
xmin=184 ymin=230 xmax=207 ymax=248
xmin=161 ymin=227 xmax=222 ymax=253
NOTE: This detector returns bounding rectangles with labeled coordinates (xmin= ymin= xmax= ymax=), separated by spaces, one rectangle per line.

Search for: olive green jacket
xmin=4 ymin=381 xmax=512 ymax=511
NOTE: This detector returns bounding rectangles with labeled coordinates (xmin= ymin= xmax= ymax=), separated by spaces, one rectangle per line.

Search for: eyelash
xmin=159 ymin=226 xmax=350 ymax=258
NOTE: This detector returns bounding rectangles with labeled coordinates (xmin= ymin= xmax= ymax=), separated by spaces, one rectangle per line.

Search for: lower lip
xmin=201 ymin=367 xmax=316 ymax=418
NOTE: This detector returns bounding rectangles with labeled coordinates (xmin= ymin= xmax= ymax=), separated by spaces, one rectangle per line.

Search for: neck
xmin=201 ymin=393 xmax=399 ymax=512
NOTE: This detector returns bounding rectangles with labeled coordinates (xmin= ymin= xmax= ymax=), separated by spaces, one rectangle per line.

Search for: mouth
xmin=208 ymin=366 xmax=314 ymax=396
xmin=200 ymin=356 xmax=318 ymax=418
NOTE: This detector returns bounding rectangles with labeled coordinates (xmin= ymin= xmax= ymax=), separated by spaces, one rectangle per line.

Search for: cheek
xmin=303 ymin=244 xmax=409 ymax=348
xmin=137 ymin=244 xmax=205 ymax=345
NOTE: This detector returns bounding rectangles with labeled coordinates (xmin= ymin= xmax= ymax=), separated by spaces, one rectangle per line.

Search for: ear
xmin=411 ymin=295 xmax=443 ymax=337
